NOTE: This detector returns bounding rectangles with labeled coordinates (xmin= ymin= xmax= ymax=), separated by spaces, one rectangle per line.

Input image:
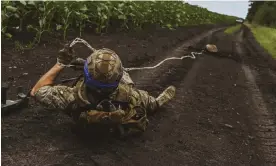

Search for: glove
xmin=57 ymin=44 xmax=76 ymax=67
xmin=70 ymin=58 xmax=85 ymax=70
xmin=79 ymin=109 xmax=126 ymax=124
xmin=71 ymin=58 xmax=85 ymax=66
xmin=109 ymin=109 xmax=126 ymax=123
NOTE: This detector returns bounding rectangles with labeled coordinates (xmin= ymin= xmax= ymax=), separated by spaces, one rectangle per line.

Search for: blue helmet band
xmin=83 ymin=61 xmax=119 ymax=88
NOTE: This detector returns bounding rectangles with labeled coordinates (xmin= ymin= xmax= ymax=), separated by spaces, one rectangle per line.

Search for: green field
xmin=1 ymin=1 xmax=238 ymax=48
xmin=224 ymin=24 xmax=242 ymax=34
xmin=246 ymin=23 xmax=276 ymax=58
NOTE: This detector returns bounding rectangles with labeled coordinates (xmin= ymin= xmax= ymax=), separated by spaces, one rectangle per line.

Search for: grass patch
xmin=246 ymin=23 xmax=276 ymax=58
xmin=224 ymin=24 xmax=241 ymax=34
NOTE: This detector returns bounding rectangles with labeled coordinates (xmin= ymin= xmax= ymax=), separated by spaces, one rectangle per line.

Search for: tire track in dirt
xmin=175 ymin=56 xmax=255 ymax=165
xmin=131 ymin=27 xmax=224 ymax=91
xmin=127 ymin=27 xmax=262 ymax=165
xmin=236 ymin=29 xmax=276 ymax=165
xmin=163 ymin=29 xmax=268 ymax=165
xmin=241 ymin=64 xmax=276 ymax=165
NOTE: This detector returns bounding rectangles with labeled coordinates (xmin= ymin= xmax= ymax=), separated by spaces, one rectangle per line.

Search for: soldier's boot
xmin=156 ymin=86 xmax=176 ymax=107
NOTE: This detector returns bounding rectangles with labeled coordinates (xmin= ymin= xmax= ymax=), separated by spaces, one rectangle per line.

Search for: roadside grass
xmin=224 ymin=24 xmax=242 ymax=34
xmin=245 ymin=23 xmax=276 ymax=58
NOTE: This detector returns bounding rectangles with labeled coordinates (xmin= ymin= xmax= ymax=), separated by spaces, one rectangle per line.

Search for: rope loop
xmin=69 ymin=38 xmax=97 ymax=52
xmin=69 ymin=37 xmax=203 ymax=72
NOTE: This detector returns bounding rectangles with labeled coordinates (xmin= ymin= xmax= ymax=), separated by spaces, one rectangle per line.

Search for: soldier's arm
xmin=30 ymin=63 xmax=78 ymax=111
xmin=31 ymin=63 xmax=64 ymax=96
xmin=32 ymin=85 xmax=77 ymax=112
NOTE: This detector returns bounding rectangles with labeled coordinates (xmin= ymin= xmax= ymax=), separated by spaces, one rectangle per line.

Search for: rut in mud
xmin=2 ymin=24 xmax=276 ymax=166
xmin=235 ymin=26 xmax=276 ymax=165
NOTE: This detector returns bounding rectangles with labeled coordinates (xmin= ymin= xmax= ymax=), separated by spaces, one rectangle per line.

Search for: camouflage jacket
xmin=33 ymin=71 xmax=150 ymax=133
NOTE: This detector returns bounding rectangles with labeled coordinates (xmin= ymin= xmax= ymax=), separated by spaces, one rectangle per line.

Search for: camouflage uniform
xmin=34 ymin=48 xmax=175 ymax=135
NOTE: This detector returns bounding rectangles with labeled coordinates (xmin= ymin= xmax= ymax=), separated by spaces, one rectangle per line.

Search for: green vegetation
xmin=246 ymin=1 xmax=276 ymax=27
xmin=245 ymin=1 xmax=276 ymax=58
xmin=224 ymin=24 xmax=242 ymax=34
xmin=1 ymin=1 xmax=238 ymax=48
xmin=246 ymin=23 xmax=276 ymax=58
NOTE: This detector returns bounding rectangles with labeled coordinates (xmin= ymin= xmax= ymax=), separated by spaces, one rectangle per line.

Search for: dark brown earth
xmin=2 ymin=24 xmax=276 ymax=166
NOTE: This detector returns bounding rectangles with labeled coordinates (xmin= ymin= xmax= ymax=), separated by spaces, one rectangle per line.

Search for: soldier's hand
xmin=71 ymin=57 xmax=85 ymax=66
xmin=70 ymin=58 xmax=85 ymax=70
xmin=57 ymin=44 xmax=77 ymax=66
xmin=79 ymin=109 xmax=126 ymax=124
xmin=109 ymin=109 xmax=126 ymax=123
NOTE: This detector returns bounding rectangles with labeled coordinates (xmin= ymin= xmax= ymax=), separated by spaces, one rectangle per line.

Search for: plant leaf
xmin=166 ymin=24 xmax=172 ymax=28
xmin=75 ymin=11 xmax=80 ymax=16
xmin=5 ymin=33 xmax=12 ymax=38
xmin=27 ymin=25 xmax=34 ymax=31
xmin=118 ymin=3 xmax=124 ymax=8
xmin=14 ymin=13 xmax=20 ymax=18
xmin=19 ymin=1 xmax=27 ymax=6
xmin=39 ymin=7 xmax=44 ymax=12
xmin=39 ymin=19 xmax=45 ymax=28
xmin=118 ymin=15 xmax=126 ymax=20
xmin=6 ymin=6 xmax=17 ymax=12
xmin=1 ymin=26 xmax=7 ymax=33
xmin=56 ymin=24 xmax=62 ymax=30
xmin=28 ymin=1 xmax=36 ymax=6
xmin=102 ymin=14 xmax=107 ymax=20
xmin=80 ymin=5 xmax=88 ymax=11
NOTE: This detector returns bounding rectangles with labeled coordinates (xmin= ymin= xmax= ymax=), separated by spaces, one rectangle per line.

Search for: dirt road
xmin=2 ymin=24 xmax=276 ymax=166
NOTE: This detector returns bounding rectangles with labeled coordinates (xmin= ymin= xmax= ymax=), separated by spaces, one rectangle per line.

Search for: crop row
xmin=1 ymin=1 xmax=238 ymax=48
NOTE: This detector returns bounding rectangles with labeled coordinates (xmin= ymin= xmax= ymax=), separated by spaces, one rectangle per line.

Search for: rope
xmin=69 ymin=38 xmax=97 ymax=52
xmin=69 ymin=37 xmax=203 ymax=72
xmin=56 ymin=61 xmax=76 ymax=68
xmin=123 ymin=51 xmax=203 ymax=71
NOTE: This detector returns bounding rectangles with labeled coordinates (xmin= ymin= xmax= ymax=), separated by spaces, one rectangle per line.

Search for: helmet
xmin=83 ymin=48 xmax=123 ymax=96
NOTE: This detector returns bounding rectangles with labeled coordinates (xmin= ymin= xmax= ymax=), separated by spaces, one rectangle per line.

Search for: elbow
xmin=30 ymin=89 xmax=35 ymax=97
xmin=30 ymin=84 xmax=46 ymax=97
xmin=30 ymin=87 xmax=37 ymax=97
xmin=30 ymin=86 xmax=44 ymax=97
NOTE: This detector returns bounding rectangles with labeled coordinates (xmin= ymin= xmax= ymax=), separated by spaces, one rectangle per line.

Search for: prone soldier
xmin=30 ymin=44 xmax=176 ymax=136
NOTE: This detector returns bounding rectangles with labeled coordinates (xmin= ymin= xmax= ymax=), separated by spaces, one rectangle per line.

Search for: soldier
xmin=30 ymin=44 xmax=176 ymax=136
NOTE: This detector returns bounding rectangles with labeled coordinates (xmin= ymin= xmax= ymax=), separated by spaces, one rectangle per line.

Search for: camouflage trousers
xmin=121 ymin=88 xmax=159 ymax=135
xmin=133 ymin=89 xmax=159 ymax=114
xmin=72 ymin=88 xmax=159 ymax=136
